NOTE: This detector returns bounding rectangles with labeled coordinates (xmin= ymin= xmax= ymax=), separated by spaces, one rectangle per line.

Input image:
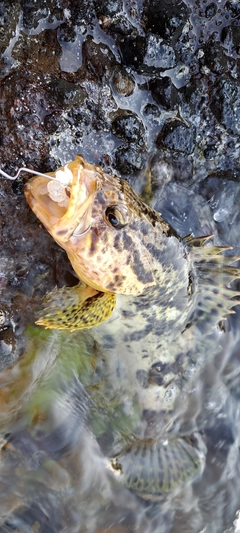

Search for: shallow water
xmin=0 ymin=318 xmax=239 ymax=533
xmin=1 ymin=0 xmax=240 ymax=531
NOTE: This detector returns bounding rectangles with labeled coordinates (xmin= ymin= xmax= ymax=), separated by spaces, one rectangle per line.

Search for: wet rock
xmin=100 ymin=13 xmax=133 ymax=37
xmin=48 ymin=79 xmax=86 ymax=108
xmin=203 ymin=142 xmax=218 ymax=160
xmin=59 ymin=0 xmax=94 ymax=26
xmin=0 ymin=1 xmax=21 ymax=60
xmin=82 ymin=35 xmax=116 ymax=82
xmin=44 ymin=112 xmax=65 ymax=135
xmin=111 ymin=68 xmax=135 ymax=96
xmin=111 ymin=111 xmax=145 ymax=145
xmin=210 ymin=79 xmax=240 ymax=135
xmin=156 ymin=119 xmax=196 ymax=155
xmin=20 ymin=0 xmax=49 ymax=30
xmin=143 ymin=35 xmax=176 ymax=71
xmin=148 ymin=77 xmax=179 ymax=110
xmin=118 ymin=34 xmax=147 ymax=69
xmin=94 ymin=0 xmax=123 ymax=18
xmin=142 ymin=0 xmax=190 ymax=43
xmin=58 ymin=23 xmax=77 ymax=44
xmin=114 ymin=145 xmax=145 ymax=175
xmin=205 ymin=2 xmax=217 ymax=19
xmin=203 ymin=42 xmax=229 ymax=75
xmin=224 ymin=0 xmax=240 ymax=19
xmin=0 ymin=71 xmax=53 ymax=166
xmin=11 ymin=29 xmax=62 ymax=75
xmin=142 ymin=103 xmax=160 ymax=118
xmin=221 ymin=23 xmax=240 ymax=58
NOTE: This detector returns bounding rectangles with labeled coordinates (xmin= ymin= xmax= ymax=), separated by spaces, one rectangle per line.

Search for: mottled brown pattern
xmin=24 ymin=155 xmax=240 ymax=497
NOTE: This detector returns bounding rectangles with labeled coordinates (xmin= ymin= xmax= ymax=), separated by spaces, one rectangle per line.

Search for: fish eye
xmin=105 ymin=206 xmax=126 ymax=229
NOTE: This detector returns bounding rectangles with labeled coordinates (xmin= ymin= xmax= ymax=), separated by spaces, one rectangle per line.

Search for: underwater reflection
xmin=0 ymin=323 xmax=240 ymax=533
xmin=0 ymin=326 xmax=150 ymax=533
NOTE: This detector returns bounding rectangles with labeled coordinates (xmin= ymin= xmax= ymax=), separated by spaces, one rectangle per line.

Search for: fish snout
xmin=24 ymin=156 xmax=99 ymax=243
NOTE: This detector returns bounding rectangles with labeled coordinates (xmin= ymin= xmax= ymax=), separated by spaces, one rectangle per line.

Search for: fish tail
xmin=111 ymin=434 xmax=205 ymax=499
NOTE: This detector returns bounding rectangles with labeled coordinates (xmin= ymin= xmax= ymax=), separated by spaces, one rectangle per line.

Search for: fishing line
xmin=0 ymin=166 xmax=91 ymax=237
xmin=0 ymin=167 xmax=64 ymax=182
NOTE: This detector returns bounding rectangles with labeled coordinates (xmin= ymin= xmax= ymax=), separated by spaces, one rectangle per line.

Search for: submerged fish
xmin=24 ymin=155 xmax=240 ymax=499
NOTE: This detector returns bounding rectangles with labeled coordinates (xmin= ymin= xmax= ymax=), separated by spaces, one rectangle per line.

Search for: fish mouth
xmin=24 ymin=156 xmax=98 ymax=244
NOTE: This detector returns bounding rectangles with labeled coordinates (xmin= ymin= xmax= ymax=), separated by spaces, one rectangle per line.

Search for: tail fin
xmin=111 ymin=435 xmax=205 ymax=499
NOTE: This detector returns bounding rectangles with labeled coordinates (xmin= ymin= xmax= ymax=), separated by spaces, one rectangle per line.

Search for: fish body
xmin=24 ymin=155 xmax=240 ymax=498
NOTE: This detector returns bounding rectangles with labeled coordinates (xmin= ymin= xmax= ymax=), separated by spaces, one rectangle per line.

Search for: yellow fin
xmin=36 ymin=283 xmax=116 ymax=331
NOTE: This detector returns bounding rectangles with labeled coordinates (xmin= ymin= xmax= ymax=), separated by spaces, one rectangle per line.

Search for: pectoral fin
xmin=111 ymin=435 xmax=205 ymax=499
xmin=36 ymin=283 xmax=116 ymax=331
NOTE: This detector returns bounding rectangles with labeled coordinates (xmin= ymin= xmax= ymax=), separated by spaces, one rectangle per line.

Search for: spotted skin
xmin=24 ymin=155 xmax=240 ymax=498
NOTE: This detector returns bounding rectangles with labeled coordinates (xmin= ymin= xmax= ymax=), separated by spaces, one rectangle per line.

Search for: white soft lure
xmin=0 ymin=165 xmax=73 ymax=206
xmin=0 ymin=164 xmax=89 ymax=237
xmin=0 ymin=165 xmax=73 ymax=186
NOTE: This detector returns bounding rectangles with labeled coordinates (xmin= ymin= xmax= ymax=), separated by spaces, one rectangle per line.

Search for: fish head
xmin=24 ymin=155 xmax=175 ymax=296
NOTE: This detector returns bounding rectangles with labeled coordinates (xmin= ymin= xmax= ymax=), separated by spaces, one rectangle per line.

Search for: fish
xmin=24 ymin=155 xmax=240 ymax=499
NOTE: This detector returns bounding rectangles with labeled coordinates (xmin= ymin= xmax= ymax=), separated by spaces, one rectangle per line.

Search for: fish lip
xmin=24 ymin=158 xmax=98 ymax=242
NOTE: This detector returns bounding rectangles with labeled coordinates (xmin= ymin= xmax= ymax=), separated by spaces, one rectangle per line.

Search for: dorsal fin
xmin=183 ymin=236 xmax=240 ymax=329
xmin=183 ymin=234 xmax=215 ymax=247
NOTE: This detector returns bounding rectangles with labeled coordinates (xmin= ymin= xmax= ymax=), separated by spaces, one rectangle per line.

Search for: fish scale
xmin=24 ymin=155 xmax=240 ymax=499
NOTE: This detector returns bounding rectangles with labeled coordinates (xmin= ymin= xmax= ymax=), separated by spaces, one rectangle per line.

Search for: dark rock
xmin=11 ymin=29 xmax=62 ymax=75
xmin=210 ymin=79 xmax=240 ymax=135
xmin=82 ymin=35 xmax=116 ymax=81
xmin=0 ymin=1 xmax=21 ymax=59
xmin=148 ymin=77 xmax=179 ymax=110
xmin=115 ymin=145 xmax=145 ymax=174
xmin=203 ymin=42 xmax=229 ymax=75
xmin=94 ymin=0 xmax=123 ymax=18
xmin=203 ymin=143 xmax=218 ymax=160
xmin=142 ymin=0 xmax=190 ymax=42
xmin=156 ymin=119 xmax=196 ymax=155
xmin=224 ymin=0 xmax=240 ymax=19
xmin=142 ymin=104 xmax=160 ymax=117
xmin=205 ymin=2 xmax=217 ymax=18
xmin=100 ymin=13 xmax=133 ymax=38
xmin=221 ymin=24 xmax=240 ymax=58
xmin=111 ymin=111 xmax=145 ymax=145
xmin=20 ymin=0 xmax=49 ymax=30
xmin=0 ymin=71 xmax=54 ymax=165
xmin=60 ymin=0 xmax=94 ymax=25
xmin=44 ymin=112 xmax=64 ymax=135
xmin=58 ymin=23 xmax=77 ymax=44
xmin=118 ymin=34 xmax=147 ymax=68
xmin=48 ymin=80 xmax=86 ymax=107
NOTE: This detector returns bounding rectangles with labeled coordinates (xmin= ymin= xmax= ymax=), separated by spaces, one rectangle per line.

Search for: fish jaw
xmin=24 ymin=155 xmax=98 ymax=246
